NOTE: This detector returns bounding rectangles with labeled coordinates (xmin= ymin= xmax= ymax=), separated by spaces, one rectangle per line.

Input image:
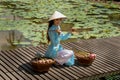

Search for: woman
xmin=45 ymin=11 xmax=74 ymax=66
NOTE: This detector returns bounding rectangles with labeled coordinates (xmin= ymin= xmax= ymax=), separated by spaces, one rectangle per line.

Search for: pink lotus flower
xmin=89 ymin=53 xmax=96 ymax=60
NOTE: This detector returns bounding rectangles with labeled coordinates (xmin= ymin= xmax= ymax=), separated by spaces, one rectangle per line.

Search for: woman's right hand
xmin=56 ymin=29 xmax=61 ymax=35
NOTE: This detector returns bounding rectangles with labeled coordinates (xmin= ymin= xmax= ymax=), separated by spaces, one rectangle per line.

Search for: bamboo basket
xmin=74 ymin=49 xmax=96 ymax=66
xmin=30 ymin=58 xmax=55 ymax=72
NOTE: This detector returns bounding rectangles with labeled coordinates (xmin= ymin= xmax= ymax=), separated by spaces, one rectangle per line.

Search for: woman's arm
xmin=52 ymin=29 xmax=71 ymax=40
xmin=59 ymin=32 xmax=71 ymax=40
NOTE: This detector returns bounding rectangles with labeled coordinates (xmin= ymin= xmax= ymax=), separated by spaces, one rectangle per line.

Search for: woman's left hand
xmin=68 ymin=28 xmax=75 ymax=34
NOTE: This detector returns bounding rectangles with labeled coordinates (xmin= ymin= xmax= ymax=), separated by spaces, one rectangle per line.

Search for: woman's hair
xmin=47 ymin=20 xmax=54 ymax=43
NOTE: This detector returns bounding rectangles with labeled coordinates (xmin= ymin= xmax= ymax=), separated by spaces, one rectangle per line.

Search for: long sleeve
xmin=59 ymin=32 xmax=71 ymax=40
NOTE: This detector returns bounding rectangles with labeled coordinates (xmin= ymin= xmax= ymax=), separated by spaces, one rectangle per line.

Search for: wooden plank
xmin=0 ymin=56 xmax=14 ymax=72
xmin=17 ymin=48 xmax=34 ymax=59
xmin=1 ymin=50 xmax=42 ymax=80
xmin=14 ymin=48 xmax=33 ymax=60
xmin=0 ymin=62 xmax=17 ymax=80
xmin=15 ymin=48 xmax=53 ymax=79
xmin=26 ymin=46 xmax=46 ymax=55
xmin=104 ymin=36 xmax=120 ymax=47
xmin=95 ymin=57 xmax=117 ymax=71
xmin=0 ymin=60 xmax=9 ymax=73
xmin=0 ymin=69 xmax=10 ymax=80
xmin=51 ymin=67 xmax=75 ymax=80
xmin=0 ymin=36 xmax=120 ymax=80
xmin=87 ymin=49 xmax=119 ymax=71
xmin=69 ymin=39 xmax=120 ymax=64
xmin=4 ymin=50 xmax=44 ymax=80
xmin=62 ymin=66 xmax=84 ymax=78
xmin=0 ymin=56 xmax=19 ymax=79
xmin=13 ymin=48 xmax=57 ymax=80
xmin=54 ymin=66 xmax=78 ymax=79
xmin=90 ymin=40 xmax=120 ymax=66
xmin=0 ymin=61 xmax=17 ymax=80
xmin=87 ymin=41 xmax=120 ymax=69
xmin=65 ymin=43 xmax=120 ymax=76
xmin=97 ymin=54 xmax=120 ymax=69
xmin=0 ymin=75 xmax=4 ymax=80
xmin=63 ymin=40 xmax=120 ymax=79
xmin=1 ymin=51 xmax=28 ymax=80
xmin=49 ymin=68 xmax=69 ymax=80
xmin=47 ymin=70 xmax=64 ymax=80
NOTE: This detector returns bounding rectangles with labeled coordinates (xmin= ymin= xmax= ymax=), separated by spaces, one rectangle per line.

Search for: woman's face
xmin=53 ymin=18 xmax=62 ymax=26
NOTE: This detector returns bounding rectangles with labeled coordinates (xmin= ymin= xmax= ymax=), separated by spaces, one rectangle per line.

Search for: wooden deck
xmin=0 ymin=36 xmax=120 ymax=80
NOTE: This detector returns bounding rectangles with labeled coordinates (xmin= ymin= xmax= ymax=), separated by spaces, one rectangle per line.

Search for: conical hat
xmin=48 ymin=11 xmax=67 ymax=21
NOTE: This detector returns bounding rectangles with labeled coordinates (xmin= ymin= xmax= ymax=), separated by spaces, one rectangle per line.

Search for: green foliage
xmin=105 ymin=74 xmax=120 ymax=80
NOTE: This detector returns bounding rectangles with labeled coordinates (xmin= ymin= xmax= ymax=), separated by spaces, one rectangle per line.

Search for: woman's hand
xmin=56 ymin=29 xmax=61 ymax=35
xmin=68 ymin=28 xmax=76 ymax=34
xmin=72 ymin=28 xmax=76 ymax=32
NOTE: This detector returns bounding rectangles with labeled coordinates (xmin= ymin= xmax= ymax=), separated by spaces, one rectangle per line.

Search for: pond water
xmin=0 ymin=0 xmax=120 ymax=51
xmin=0 ymin=30 xmax=32 ymax=50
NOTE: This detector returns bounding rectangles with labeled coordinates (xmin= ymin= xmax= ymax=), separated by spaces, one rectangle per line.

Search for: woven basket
xmin=30 ymin=58 xmax=55 ymax=72
xmin=74 ymin=49 xmax=96 ymax=66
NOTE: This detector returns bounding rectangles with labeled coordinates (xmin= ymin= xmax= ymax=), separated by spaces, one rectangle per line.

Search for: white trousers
xmin=54 ymin=49 xmax=74 ymax=65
